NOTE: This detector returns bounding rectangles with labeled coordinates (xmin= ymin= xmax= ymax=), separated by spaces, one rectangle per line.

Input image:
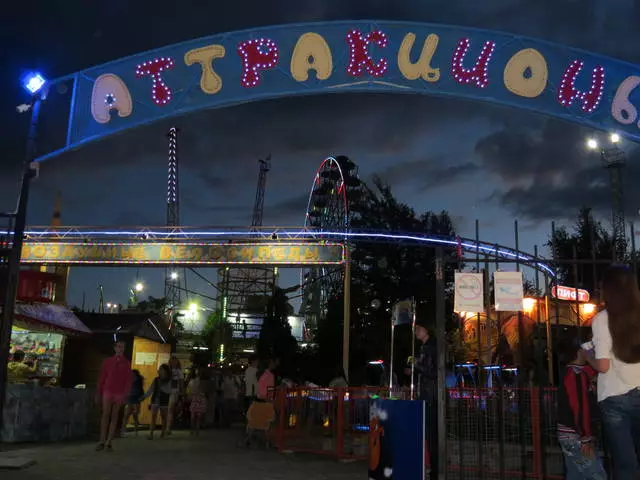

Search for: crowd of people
xmin=92 ymin=265 xmax=640 ymax=478
xmin=94 ymin=346 xmax=280 ymax=451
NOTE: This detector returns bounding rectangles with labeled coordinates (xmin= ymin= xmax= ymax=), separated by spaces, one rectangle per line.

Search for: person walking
xmin=244 ymin=356 xmax=259 ymax=413
xmin=122 ymin=370 xmax=144 ymax=436
xmin=585 ymin=265 xmax=640 ymax=479
xmin=166 ymin=356 xmax=184 ymax=435
xmin=141 ymin=364 xmax=172 ymax=439
xmin=411 ymin=320 xmax=438 ymax=478
xmin=95 ymin=340 xmax=132 ymax=451
xmin=188 ymin=368 xmax=208 ymax=436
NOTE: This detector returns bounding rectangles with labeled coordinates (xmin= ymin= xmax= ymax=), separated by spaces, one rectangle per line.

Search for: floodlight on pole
xmin=135 ymin=282 xmax=144 ymax=292
xmin=0 ymin=70 xmax=49 ymax=428
xmin=586 ymin=138 xmax=599 ymax=150
xmin=170 ymin=271 xmax=179 ymax=280
xmin=21 ymin=72 xmax=47 ymax=95
xmin=584 ymin=134 xmax=627 ymax=262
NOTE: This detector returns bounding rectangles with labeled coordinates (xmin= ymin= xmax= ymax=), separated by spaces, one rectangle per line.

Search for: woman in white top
xmin=587 ymin=266 xmax=640 ymax=479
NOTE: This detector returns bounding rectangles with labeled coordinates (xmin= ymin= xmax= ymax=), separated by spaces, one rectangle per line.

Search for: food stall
xmin=10 ymin=302 xmax=91 ymax=382
xmin=2 ymin=272 xmax=93 ymax=443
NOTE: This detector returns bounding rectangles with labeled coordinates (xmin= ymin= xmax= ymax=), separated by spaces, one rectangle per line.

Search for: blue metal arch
xmin=37 ymin=20 xmax=640 ymax=162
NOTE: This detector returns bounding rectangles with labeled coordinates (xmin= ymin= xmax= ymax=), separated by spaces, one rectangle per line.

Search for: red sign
xmin=17 ymin=270 xmax=60 ymax=303
xmin=551 ymin=285 xmax=590 ymax=303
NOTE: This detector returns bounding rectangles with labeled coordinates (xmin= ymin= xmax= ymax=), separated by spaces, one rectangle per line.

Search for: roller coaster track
xmin=20 ymin=225 xmax=554 ymax=276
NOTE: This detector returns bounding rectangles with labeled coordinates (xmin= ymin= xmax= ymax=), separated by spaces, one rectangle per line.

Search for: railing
xmin=274 ymin=387 xmax=403 ymax=460
xmin=272 ymin=386 xmax=604 ymax=479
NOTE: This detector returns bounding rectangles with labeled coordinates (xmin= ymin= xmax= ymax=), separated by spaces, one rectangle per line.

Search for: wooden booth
xmin=62 ymin=312 xmax=173 ymax=426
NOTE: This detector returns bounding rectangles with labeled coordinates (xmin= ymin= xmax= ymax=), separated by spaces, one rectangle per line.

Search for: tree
xmin=257 ymin=285 xmax=298 ymax=375
xmin=129 ymin=295 xmax=184 ymax=336
xmin=200 ymin=309 xmax=232 ymax=364
xmin=318 ymin=176 xmax=462 ymax=383
xmin=546 ymin=208 xmax=615 ymax=295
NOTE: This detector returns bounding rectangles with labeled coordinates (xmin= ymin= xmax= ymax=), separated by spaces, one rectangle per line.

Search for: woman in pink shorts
xmin=96 ymin=340 xmax=132 ymax=451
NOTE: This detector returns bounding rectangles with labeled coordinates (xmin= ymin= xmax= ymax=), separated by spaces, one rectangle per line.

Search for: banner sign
xmin=454 ymin=272 xmax=484 ymax=313
xmin=494 ymin=271 xmax=524 ymax=312
xmin=43 ymin=20 xmax=640 ymax=161
xmin=551 ymin=285 xmax=590 ymax=303
xmin=369 ymin=399 xmax=426 ymax=480
xmin=20 ymin=242 xmax=344 ymax=266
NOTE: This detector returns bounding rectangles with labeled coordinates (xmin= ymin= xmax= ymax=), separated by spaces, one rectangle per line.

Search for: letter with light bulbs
xmin=77 ymin=22 xmax=640 ymax=146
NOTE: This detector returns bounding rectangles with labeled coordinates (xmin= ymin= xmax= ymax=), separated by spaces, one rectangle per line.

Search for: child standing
xmin=122 ymin=370 xmax=144 ymax=436
xmin=140 ymin=364 xmax=172 ymax=440
xmin=188 ymin=368 xmax=208 ymax=436
xmin=556 ymin=338 xmax=606 ymax=480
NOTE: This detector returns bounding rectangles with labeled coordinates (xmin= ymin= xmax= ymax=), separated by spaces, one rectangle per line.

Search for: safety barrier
xmin=273 ymin=386 xmax=606 ymax=479
xmin=274 ymin=387 xmax=405 ymax=460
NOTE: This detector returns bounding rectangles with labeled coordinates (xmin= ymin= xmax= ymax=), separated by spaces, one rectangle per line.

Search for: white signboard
xmin=494 ymin=271 xmax=524 ymax=312
xmin=454 ymin=272 xmax=484 ymax=313
xmin=134 ymin=352 xmax=157 ymax=365
xmin=157 ymin=353 xmax=170 ymax=366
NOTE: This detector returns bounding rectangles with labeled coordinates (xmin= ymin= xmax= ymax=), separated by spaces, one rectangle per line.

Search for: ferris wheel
xmin=300 ymin=156 xmax=361 ymax=332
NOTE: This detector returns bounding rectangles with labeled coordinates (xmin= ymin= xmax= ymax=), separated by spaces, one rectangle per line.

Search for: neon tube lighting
xmin=21 ymin=228 xmax=554 ymax=275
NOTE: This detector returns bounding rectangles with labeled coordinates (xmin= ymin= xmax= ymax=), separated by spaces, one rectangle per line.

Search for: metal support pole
xmin=389 ymin=322 xmax=395 ymax=389
xmin=435 ymin=247 xmax=447 ymax=480
xmin=342 ymin=246 xmax=351 ymax=381
xmin=410 ymin=296 xmax=416 ymax=400
xmin=0 ymin=95 xmax=41 ymax=429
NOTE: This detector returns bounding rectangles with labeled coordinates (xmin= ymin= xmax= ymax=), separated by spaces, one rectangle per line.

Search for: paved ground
xmin=0 ymin=429 xmax=362 ymax=480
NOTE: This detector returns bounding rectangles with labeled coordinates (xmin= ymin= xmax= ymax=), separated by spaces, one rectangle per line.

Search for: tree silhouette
xmin=546 ymin=208 xmax=616 ymax=295
xmin=317 ymin=177 xmax=462 ymax=383
xmin=257 ymin=284 xmax=298 ymax=375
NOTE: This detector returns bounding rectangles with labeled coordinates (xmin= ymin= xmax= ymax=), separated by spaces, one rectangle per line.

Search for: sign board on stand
xmin=454 ymin=272 xmax=484 ymax=313
xmin=368 ymin=399 xmax=426 ymax=480
xmin=494 ymin=271 xmax=524 ymax=312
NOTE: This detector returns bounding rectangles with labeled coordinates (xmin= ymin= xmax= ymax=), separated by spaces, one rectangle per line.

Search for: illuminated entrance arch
xmin=39 ymin=20 xmax=640 ymax=162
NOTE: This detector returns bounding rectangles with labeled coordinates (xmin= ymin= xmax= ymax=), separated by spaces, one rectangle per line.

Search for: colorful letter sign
xmin=35 ymin=21 xmax=640 ymax=162
xmin=20 ymin=241 xmax=344 ymax=266
xmin=551 ymin=285 xmax=590 ymax=303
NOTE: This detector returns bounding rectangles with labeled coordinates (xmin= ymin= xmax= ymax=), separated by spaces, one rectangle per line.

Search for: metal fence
xmin=273 ymin=386 xmax=609 ymax=479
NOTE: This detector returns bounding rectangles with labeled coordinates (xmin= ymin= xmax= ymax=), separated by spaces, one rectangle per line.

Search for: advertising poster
xmin=454 ymin=272 xmax=484 ymax=313
xmin=494 ymin=271 xmax=524 ymax=311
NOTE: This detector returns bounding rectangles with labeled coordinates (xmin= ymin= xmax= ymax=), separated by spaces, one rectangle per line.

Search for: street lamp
xmin=170 ymin=271 xmax=179 ymax=280
xmin=0 ymin=71 xmax=48 ymax=427
xmin=21 ymin=72 xmax=47 ymax=95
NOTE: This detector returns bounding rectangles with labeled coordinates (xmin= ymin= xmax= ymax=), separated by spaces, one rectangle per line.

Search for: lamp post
xmin=0 ymin=72 xmax=47 ymax=426
xmin=585 ymin=133 xmax=627 ymax=261
xmin=129 ymin=281 xmax=144 ymax=305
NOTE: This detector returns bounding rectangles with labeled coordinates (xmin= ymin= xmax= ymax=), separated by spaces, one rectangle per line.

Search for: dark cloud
xmin=264 ymin=194 xmax=310 ymax=224
xmin=482 ymin=146 xmax=640 ymax=224
xmin=372 ymin=157 xmax=480 ymax=190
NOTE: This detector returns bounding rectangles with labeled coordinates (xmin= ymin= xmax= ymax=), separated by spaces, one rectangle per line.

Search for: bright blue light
xmin=22 ymin=72 xmax=46 ymax=94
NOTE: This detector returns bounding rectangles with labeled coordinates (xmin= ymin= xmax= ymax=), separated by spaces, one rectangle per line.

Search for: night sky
xmin=2 ymin=0 xmax=640 ymax=311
